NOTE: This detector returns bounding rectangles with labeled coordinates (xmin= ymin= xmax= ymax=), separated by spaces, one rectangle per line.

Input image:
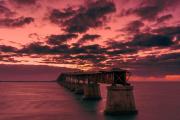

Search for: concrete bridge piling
xmin=74 ymin=82 xmax=84 ymax=94
xmin=83 ymin=83 xmax=101 ymax=100
xmin=104 ymin=85 xmax=137 ymax=115
xmin=57 ymin=68 xmax=137 ymax=115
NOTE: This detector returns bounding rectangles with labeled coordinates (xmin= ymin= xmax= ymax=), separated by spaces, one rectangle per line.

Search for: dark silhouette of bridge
xmin=57 ymin=68 xmax=137 ymax=115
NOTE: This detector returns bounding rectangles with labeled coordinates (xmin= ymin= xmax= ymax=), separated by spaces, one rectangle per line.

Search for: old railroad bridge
xmin=57 ymin=68 xmax=137 ymax=115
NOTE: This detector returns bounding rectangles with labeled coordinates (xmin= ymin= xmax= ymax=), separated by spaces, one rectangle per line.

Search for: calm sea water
xmin=0 ymin=82 xmax=180 ymax=120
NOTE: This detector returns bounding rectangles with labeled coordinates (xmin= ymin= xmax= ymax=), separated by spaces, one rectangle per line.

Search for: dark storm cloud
xmin=48 ymin=0 xmax=116 ymax=33
xmin=0 ymin=16 xmax=34 ymax=27
xmin=0 ymin=4 xmax=14 ymax=17
xmin=50 ymin=44 xmax=71 ymax=54
xmin=19 ymin=42 xmax=52 ymax=54
xmin=120 ymin=20 xmax=144 ymax=34
xmin=158 ymin=53 xmax=180 ymax=62
xmin=9 ymin=0 xmax=37 ymax=5
xmin=106 ymin=40 xmax=126 ymax=49
xmin=52 ymin=53 xmax=107 ymax=65
xmin=0 ymin=45 xmax=17 ymax=52
xmin=8 ymin=0 xmax=40 ymax=10
xmin=18 ymin=42 xmax=68 ymax=55
xmin=135 ymin=53 xmax=180 ymax=65
xmin=104 ymin=32 xmax=175 ymax=58
xmin=120 ymin=0 xmax=180 ymax=21
xmin=70 ymin=44 xmax=106 ymax=55
xmin=105 ymin=40 xmax=138 ymax=56
xmin=121 ymin=6 xmax=161 ymax=20
xmin=47 ymin=33 xmax=78 ymax=45
xmin=18 ymin=41 xmax=107 ymax=56
xmin=106 ymin=33 xmax=174 ymax=50
xmin=156 ymin=14 xmax=173 ymax=23
xmin=73 ymin=54 xmax=107 ymax=64
xmin=107 ymin=48 xmax=137 ymax=55
xmin=78 ymin=34 xmax=101 ymax=43
xmin=152 ymin=26 xmax=180 ymax=36
xmin=64 ymin=0 xmax=116 ymax=33
xmin=15 ymin=41 xmax=108 ymax=66
xmin=19 ymin=43 xmax=72 ymax=55
xmin=49 ymin=7 xmax=76 ymax=24
xmin=130 ymin=34 xmax=174 ymax=47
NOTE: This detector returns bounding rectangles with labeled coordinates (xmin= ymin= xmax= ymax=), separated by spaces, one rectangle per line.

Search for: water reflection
xmin=1 ymin=82 xmax=180 ymax=120
xmin=64 ymin=84 xmax=137 ymax=120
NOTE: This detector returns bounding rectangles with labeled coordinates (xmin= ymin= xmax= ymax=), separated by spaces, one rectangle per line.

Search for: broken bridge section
xmin=56 ymin=68 xmax=138 ymax=115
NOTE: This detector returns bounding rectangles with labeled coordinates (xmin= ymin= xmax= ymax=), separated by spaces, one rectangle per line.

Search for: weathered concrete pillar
xmin=74 ymin=83 xmax=84 ymax=94
xmin=104 ymin=85 xmax=137 ymax=115
xmin=69 ymin=82 xmax=76 ymax=91
xmin=83 ymin=83 xmax=101 ymax=100
xmin=66 ymin=81 xmax=70 ymax=89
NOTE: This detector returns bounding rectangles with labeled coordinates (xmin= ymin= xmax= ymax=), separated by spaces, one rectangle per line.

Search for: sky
xmin=0 ymin=0 xmax=179 ymax=81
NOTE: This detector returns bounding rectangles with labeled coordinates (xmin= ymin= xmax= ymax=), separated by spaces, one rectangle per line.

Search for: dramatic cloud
xmin=121 ymin=6 xmax=160 ymax=20
xmin=130 ymin=34 xmax=174 ymax=47
xmin=73 ymin=54 xmax=107 ymax=64
xmin=120 ymin=0 xmax=180 ymax=21
xmin=121 ymin=20 xmax=144 ymax=34
xmin=0 ymin=16 xmax=34 ymax=27
xmin=0 ymin=0 xmax=179 ymax=81
xmin=49 ymin=0 xmax=116 ymax=33
xmin=47 ymin=33 xmax=78 ymax=45
xmin=152 ymin=26 xmax=180 ymax=36
xmin=78 ymin=34 xmax=101 ymax=43
xmin=157 ymin=14 xmax=173 ymax=23
xmin=0 ymin=45 xmax=17 ymax=52
xmin=65 ymin=0 xmax=115 ymax=33
xmin=158 ymin=53 xmax=180 ymax=62
xmin=19 ymin=42 xmax=53 ymax=54
xmin=0 ymin=4 xmax=14 ymax=17
xmin=18 ymin=42 xmax=107 ymax=56
xmin=70 ymin=44 xmax=106 ymax=55
xmin=107 ymin=48 xmax=137 ymax=55
xmin=9 ymin=0 xmax=37 ymax=5
xmin=107 ymin=33 xmax=174 ymax=51
xmin=49 ymin=7 xmax=76 ymax=24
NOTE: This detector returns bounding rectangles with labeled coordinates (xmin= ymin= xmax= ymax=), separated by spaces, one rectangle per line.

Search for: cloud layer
xmin=0 ymin=0 xmax=179 ymax=81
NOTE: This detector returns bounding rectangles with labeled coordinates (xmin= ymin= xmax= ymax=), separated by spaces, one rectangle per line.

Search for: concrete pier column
xmin=62 ymin=81 xmax=66 ymax=87
xmin=74 ymin=83 xmax=84 ymax=94
xmin=66 ymin=81 xmax=70 ymax=89
xmin=104 ymin=85 xmax=137 ymax=115
xmin=69 ymin=82 xmax=76 ymax=91
xmin=83 ymin=83 xmax=101 ymax=100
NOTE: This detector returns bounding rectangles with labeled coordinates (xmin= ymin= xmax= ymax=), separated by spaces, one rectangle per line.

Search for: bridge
xmin=57 ymin=68 xmax=137 ymax=115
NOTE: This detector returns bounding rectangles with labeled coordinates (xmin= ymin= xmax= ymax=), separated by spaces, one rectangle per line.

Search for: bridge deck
xmin=57 ymin=69 xmax=130 ymax=85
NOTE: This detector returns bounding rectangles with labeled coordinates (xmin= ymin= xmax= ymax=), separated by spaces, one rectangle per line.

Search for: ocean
xmin=0 ymin=82 xmax=180 ymax=120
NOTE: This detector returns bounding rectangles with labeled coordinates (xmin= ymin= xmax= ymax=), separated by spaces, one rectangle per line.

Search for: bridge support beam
xmin=83 ymin=83 xmax=101 ymax=100
xmin=104 ymin=85 xmax=137 ymax=115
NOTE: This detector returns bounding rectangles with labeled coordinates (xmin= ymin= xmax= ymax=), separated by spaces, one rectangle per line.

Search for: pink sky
xmin=0 ymin=0 xmax=179 ymax=81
